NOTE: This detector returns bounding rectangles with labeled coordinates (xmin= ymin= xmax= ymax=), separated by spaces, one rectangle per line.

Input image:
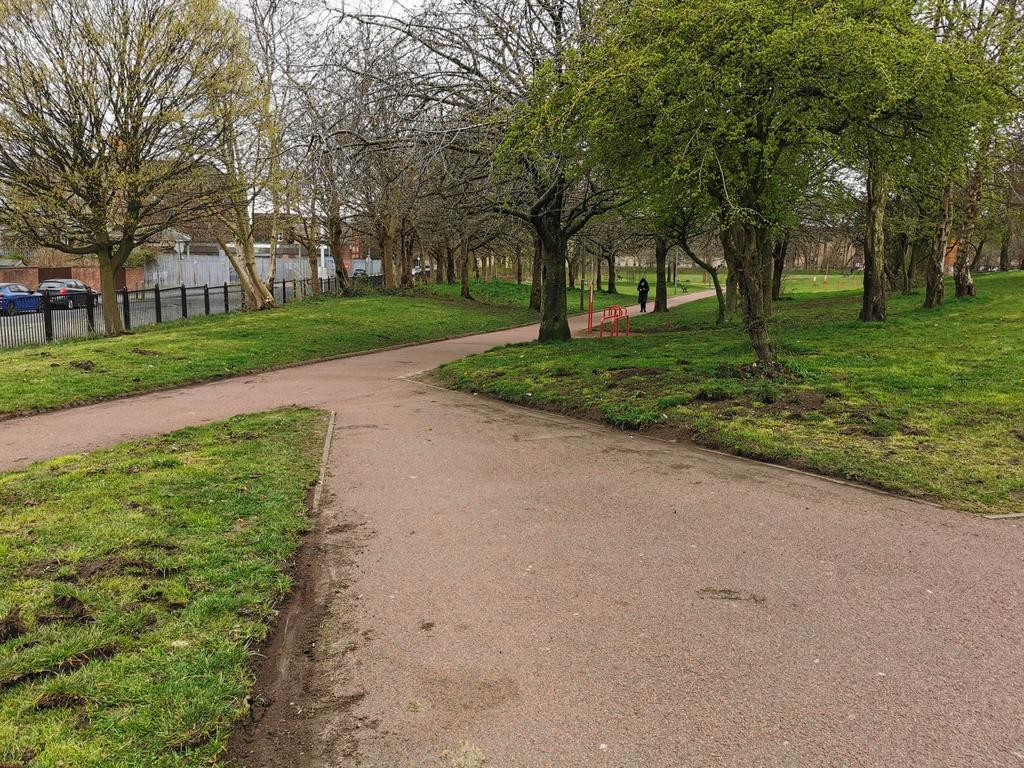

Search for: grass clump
xmin=0 ymin=408 xmax=328 ymax=766
xmin=438 ymin=272 xmax=1024 ymax=515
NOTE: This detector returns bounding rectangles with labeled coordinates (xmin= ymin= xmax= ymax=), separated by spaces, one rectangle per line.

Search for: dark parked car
xmin=37 ymin=278 xmax=94 ymax=309
xmin=0 ymin=283 xmax=43 ymax=316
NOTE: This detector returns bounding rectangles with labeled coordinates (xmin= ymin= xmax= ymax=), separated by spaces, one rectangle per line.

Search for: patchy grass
xmin=0 ymin=408 xmax=327 ymax=766
xmin=438 ymin=271 xmax=1024 ymax=515
xmin=0 ymin=294 xmax=536 ymax=417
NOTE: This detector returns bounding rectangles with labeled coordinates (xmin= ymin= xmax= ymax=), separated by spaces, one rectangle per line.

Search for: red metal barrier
xmin=598 ymin=305 xmax=630 ymax=338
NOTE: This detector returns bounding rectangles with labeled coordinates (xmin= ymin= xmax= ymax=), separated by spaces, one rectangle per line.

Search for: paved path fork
xmin=2 ymin=290 xmax=1023 ymax=768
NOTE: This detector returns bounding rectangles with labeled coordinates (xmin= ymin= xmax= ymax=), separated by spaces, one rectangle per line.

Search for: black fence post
xmin=223 ymin=283 xmax=230 ymax=313
xmin=121 ymin=287 xmax=131 ymax=330
xmin=42 ymin=292 xmax=54 ymax=342
xmin=203 ymin=284 xmax=210 ymax=315
xmin=180 ymin=284 xmax=188 ymax=318
xmin=85 ymin=290 xmax=95 ymax=332
xmin=154 ymin=284 xmax=162 ymax=323
xmin=282 ymin=279 xmax=287 ymax=304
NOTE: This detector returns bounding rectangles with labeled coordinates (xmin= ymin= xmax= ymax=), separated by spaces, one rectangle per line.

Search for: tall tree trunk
xmin=606 ymin=253 xmax=617 ymax=294
xmin=970 ymin=239 xmax=985 ymax=272
xmin=460 ymin=241 xmax=472 ymax=300
xmin=954 ymin=166 xmax=983 ymax=298
xmin=771 ymin=236 xmax=789 ymax=301
xmin=381 ymin=232 xmax=395 ymax=290
xmin=445 ymin=246 xmax=456 ymax=285
xmin=97 ymin=245 xmax=124 ymax=336
xmin=721 ymin=219 xmax=775 ymax=362
xmin=860 ymin=159 xmax=887 ymax=321
xmin=725 ymin=270 xmax=738 ymax=312
xmin=924 ymin=183 xmax=953 ymax=309
xmin=536 ymin=217 xmax=570 ymax=341
xmin=999 ymin=226 xmax=1012 ymax=271
xmin=400 ymin=233 xmax=414 ymax=289
xmin=308 ymin=244 xmax=320 ymax=297
xmin=514 ymin=241 xmax=523 ymax=284
xmin=900 ymin=235 xmax=914 ymax=295
xmin=529 ymin=234 xmax=543 ymax=312
xmin=596 ymin=256 xmax=602 ymax=291
xmin=653 ymin=236 xmax=669 ymax=312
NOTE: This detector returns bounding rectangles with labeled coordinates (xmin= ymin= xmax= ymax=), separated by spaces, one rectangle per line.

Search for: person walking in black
xmin=637 ymin=277 xmax=650 ymax=312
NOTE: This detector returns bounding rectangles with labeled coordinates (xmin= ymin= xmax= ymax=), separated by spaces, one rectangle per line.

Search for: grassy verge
xmin=0 ymin=294 xmax=536 ymax=417
xmin=0 ymin=407 xmax=327 ymax=766
xmin=438 ymin=271 xmax=1024 ymax=515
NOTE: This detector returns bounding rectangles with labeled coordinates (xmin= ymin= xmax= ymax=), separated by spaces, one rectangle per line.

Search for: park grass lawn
xmin=0 ymin=408 xmax=328 ymax=766
xmin=419 ymin=276 xmax=706 ymax=311
xmin=0 ymin=294 xmax=536 ymax=417
xmin=438 ymin=271 xmax=1024 ymax=515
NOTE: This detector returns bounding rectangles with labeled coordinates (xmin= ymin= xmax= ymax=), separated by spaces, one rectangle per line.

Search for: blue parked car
xmin=0 ymin=283 xmax=43 ymax=316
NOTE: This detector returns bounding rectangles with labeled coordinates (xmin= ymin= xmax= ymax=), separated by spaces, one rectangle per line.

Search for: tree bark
xmin=999 ymin=226 xmax=1012 ymax=271
xmin=529 ymin=234 xmax=543 ymax=312
xmin=924 ymin=183 xmax=952 ymax=309
xmin=460 ymin=241 xmax=472 ymax=299
xmin=606 ymin=253 xmax=617 ymax=294
xmin=721 ymin=220 xmax=775 ymax=362
xmin=953 ymin=165 xmax=983 ymax=298
xmin=860 ymin=159 xmax=887 ymax=321
xmin=97 ymin=246 xmax=124 ymax=335
xmin=514 ymin=241 xmax=523 ymax=284
xmin=725 ymin=270 xmax=737 ymax=312
xmin=653 ymin=236 xmax=669 ymax=312
xmin=308 ymin=244 xmax=320 ymax=297
xmin=536 ymin=220 xmax=570 ymax=341
xmin=771 ymin=236 xmax=788 ymax=301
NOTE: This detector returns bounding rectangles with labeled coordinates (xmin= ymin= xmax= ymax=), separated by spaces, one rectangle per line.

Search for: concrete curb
xmin=311 ymin=410 xmax=336 ymax=512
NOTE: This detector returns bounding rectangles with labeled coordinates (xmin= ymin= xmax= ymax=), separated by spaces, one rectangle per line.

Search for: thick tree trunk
xmin=924 ymin=183 xmax=952 ymax=309
xmin=537 ymin=224 xmax=570 ymax=341
xmin=606 ymin=253 xmax=617 ymax=294
xmin=529 ymin=234 xmax=543 ymax=312
xmin=899 ymin=236 xmax=913 ymax=295
xmin=999 ymin=227 xmax=1012 ymax=271
xmin=771 ymin=237 xmax=788 ymax=300
xmin=954 ymin=167 xmax=983 ymax=298
xmin=596 ymin=256 xmax=602 ymax=291
xmin=653 ymin=236 xmax=669 ymax=312
xmin=725 ymin=270 xmax=737 ymax=313
xmin=445 ymin=246 xmax=456 ymax=285
xmin=538 ymin=250 xmax=569 ymax=339
xmin=97 ymin=246 xmax=124 ymax=336
xmin=308 ymin=246 xmax=320 ymax=297
xmin=860 ymin=160 xmax=887 ymax=321
xmin=721 ymin=220 xmax=775 ymax=363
